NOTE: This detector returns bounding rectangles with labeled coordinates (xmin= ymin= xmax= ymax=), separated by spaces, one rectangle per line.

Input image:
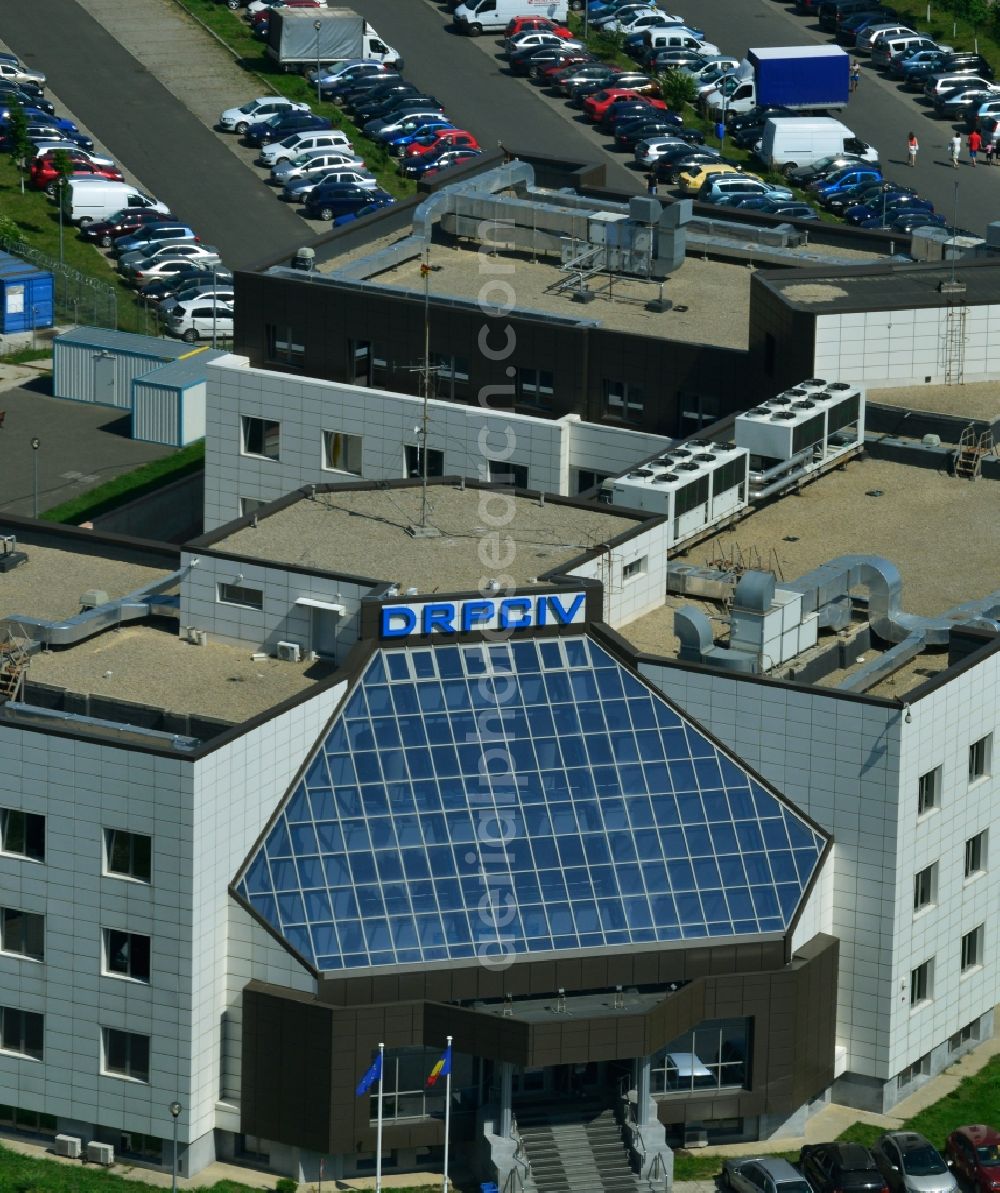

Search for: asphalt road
xmin=690 ymin=0 xmax=998 ymax=236
xmin=0 ymin=0 xmax=309 ymax=270
xmin=346 ymin=0 xmax=643 ymax=192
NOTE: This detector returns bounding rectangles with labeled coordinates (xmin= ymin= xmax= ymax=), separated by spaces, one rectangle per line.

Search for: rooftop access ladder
xmin=0 ymin=630 xmax=30 ymax=704
xmin=955 ymin=425 xmax=994 ymax=480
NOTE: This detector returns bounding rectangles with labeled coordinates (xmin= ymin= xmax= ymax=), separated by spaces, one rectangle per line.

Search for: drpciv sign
xmin=379 ymin=593 xmax=587 ymax=639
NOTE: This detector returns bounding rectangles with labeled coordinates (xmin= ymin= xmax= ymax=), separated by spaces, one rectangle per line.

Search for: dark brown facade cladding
xmin=241 ymin=933 xmax=838 ymax=1154
xmin=232 ymin=270 xmax=751 ymax=438
xmin=747 ymin=272 xmax=819 ymax=396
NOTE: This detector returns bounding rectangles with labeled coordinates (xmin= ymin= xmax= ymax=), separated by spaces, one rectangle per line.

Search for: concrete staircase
xmin=516 ymin=1105 xmax=657 ymax=1193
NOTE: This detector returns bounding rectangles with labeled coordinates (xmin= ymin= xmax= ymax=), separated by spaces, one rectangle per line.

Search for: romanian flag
xmin=356 ymin=1052 xmax=382 ymax=1097
xmin=426 ymin=1043 xmax=452 ymax=1088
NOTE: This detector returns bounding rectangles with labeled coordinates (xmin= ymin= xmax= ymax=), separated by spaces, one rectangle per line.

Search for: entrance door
xmin=310 ymin=607 xmax=339 ymax=659
xmin=92 ymin=353 xmax=116 ymax=406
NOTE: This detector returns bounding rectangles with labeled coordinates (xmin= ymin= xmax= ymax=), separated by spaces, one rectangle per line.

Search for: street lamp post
xmin=169 ymin=1101 xmax=182 ymax=1193
xmin=30 ymin=437 xmax=40 ymax=518
xmin=314 ymin=19 xmax=323 ymax=106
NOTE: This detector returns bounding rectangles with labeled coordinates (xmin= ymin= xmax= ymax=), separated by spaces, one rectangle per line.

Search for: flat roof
xmin=869 ymin=381 xmax=1000 ymax=423
xmin=757 ymin=258 xmax=1000 ymax=315
xmin=27 ymin=624 xmax=334 ymax=724
xmin=211 ymin=483 xmax=644 ymax=590
xmin=53 ymin=326 xmax=200 ymax=359
xmin=619 ymin=455 xmax=1000 ymax=693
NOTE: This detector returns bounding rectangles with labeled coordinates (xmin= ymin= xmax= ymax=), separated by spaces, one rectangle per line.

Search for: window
xmin=949 ymin=1019 xmax=980 ymax=1051
xmin=516 ymin=367 xmax=554 ymax=409
xmin=913 ymin=863 xmax=937 ymax=912
xmin=103 ymin=930 xmax=151 ymax=983
xmin=0 ymin=810 xmax=44 ymax=862
xmin=0 ymin=909 xmax=44 ymax=961
xmin=349 ymin=340 xmax=372 ymax=387
xmin=965 ymin=830 xmax=988 ymax=878
xmin=241 ymin=416 xmax=280 ymax=460
xmin=969 ymin=734 xmax=992 ymax=783
xmin=373 ymin=1046 xmax=471 ymax=1122
xmin=104 ymin=830 xmax=151 ymax=883
xmin=217 ymin=582 xmax=264 ymax=611
xmin=575 ymin=469 xmax=612 ymax=495
xmin=265 ymin=323 xmax=305 ymax=368
xmin=240 ymin=497 xmax=265 ymax=518
xmin=0 ymin=1008 xmax=43 ymax=1061
xmin=430 ymin=353 xmax=469 ymax=383
xmin=404 ymin=444 xmax=444 ymax=480
xmin=602 ymin=379 xmax=645 ymax=420
xmin=917 ymin=766 xmax=940 ymax=815
xmin=910 ymin=959 xmax=933 ymax=1006
xmin=488 ymin=460 xmax=529 ymax=489
xmin=623 ymin=557 xmax=648 ymax=582
xmin=102 ymin=1028 xmax=150 ymax=1083
xmin=961 ymin=925 xmax=984 ymax=972
xmin=651 ymin=1018 xmax=750 ymax=1094
xmin=897 ymin=1052 xmax=930 ymax=1088
xmin=322 ymin=430 xmax=363 ymax=474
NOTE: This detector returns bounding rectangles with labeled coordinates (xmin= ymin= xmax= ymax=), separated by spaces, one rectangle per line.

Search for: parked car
xmin=505 ymin=15 xmax=574 ymax=40
xmin=38 ymin=163 xmax=124 ymax=196
xmin=890 ymin=48 xmax=948 ymax=81
xmin=271 ymin=148 xmax=365 ymax=181
xmin=158 ymin=283 xmax=237 ymax=317
xmin=935 ymin=85 xmax=997 ymax=117
xmin=402 ymin=129 xmax=480 ymax=159
xmin=824 ymin=180 xmax=913 ymax=214
xmin=924 ymin=73 xmax=997 ymax=100
xmin=729 ymin=197 xmax=820 ymax=219
xmin=385 ymin=119 xmax=455 ymax=154
xmin=403 ymin=147 xmax=482 ymax=178
xmin=837 ymin=9 xmax=896 ymax=45
xmin=679 ymin=162 xmax=750 ymax=194
xmin=30 ymin=154 xmax=122 ymax=193
xmin=0 ymin=60 xmax=46 ymax=89
xmin=129 ymin=255 xmax=224 ymax=286
xmin=283 ymin=167 xmax=377 ymax=201
xmin=872 ymin=34 xmax=938 ymax=69
xmin=891 ymin=210 xmax=947 ymax=232
xmin=163 ymin=297 xmax=235 ymax=343
xmin=616 ymin=118 xmax=697 ymax=150
xmin=138 ymin=264 xmax=233 ymax=303
xmin=82 ymin=208 xmax=176 ymax=248
xmin=873 ymin=1134 xmax=957 ymax=1193
xmin=800 ymin=1144 xmax=889 ymax=1193
xmin=701 ymin=176 xmax=793 ymax=203
xmin=331 ymin=193 xmax=396 ymax=225
xmin=373 ymin=111 xmax=450 ymax=143
xmin=245 ymin=112 xmax=331 ymax=148
xmin=121 ymin=244 xmax=221 ymax=280
xmin=0 ymin=82 xmax=54 ymax=115
xmin=365 ymin=103 xmax=445 ymax=138
xmin=654 ymin=147 xmax=726 ymax=182
xmin=218 ymin=95 xmax=309 ymax=135
xmin=723 ymin=1157 xmax=814 ymax=1193
xmin=259 ymin=129 xmax=353 ymax=166
xmin=304 ymin=182 xmax=394 ymax=220
xmin=945 ymin=1125 xmax=1000 ymax=1193
xmin=940 ymin=51 xmax=995 ymax=80
xmin=845 ymin=193 xmax=931 ymax=225
xmin=785 ymin=153 xmax=871 ymax=184
xmin=811 ymin=165 xmax=882 ymax=198
xmin=113 ymin=223 xmax=198 ymax=258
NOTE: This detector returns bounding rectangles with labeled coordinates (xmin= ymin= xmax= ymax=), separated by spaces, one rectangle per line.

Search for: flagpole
xmin=376 ymin=1042 xmax=385 ymax=1193
xmin=442 ymin=1035 xmax=452 ymax=1193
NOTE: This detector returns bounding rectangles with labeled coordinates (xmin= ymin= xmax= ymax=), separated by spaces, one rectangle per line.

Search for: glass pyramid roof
xmin=233 ymin=635 xmax=827 ymax=973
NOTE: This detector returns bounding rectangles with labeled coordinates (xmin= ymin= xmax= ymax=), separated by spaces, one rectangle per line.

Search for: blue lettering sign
xmin=549 ymin=593 xmax=585 ymax=625
xmin=460 ymin=600 xmax=495 ymax=632
xmin=422 ymin=604 xmax=455 ymax=634
xmin=381 ymin=606 xmax=417 ymax=638
xmin=498 ymin=597 xmax=533 ymax=630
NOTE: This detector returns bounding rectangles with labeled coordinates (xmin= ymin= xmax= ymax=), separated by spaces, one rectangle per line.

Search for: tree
xmin=657 ymin=68 xmax=698 ymax=117
xmin=6 ymin=104 xmax=31 ymax=193
xmin=49 ymin=148 xmax=74 ymax=198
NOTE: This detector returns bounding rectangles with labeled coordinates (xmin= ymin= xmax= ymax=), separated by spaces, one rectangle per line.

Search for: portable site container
xmin=52 ymin=327 xmax=201 ymax=409
xmin=131 ymin=350 xmax=221 ymax=447
xmin=0 ymin=251 xmax=54 ymax=333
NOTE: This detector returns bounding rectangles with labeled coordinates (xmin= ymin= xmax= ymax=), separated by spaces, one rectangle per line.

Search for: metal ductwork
xmin=674 ymin=605 xmax=758 ymax=674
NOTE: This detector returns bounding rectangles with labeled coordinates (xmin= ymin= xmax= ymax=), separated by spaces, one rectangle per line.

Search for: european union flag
xmin=356 ymin=1052 xmax=382 ymax=1096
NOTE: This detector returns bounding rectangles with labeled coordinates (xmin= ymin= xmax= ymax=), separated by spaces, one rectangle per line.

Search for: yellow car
xmin=677 ymin=162 xmax=755 ymax=195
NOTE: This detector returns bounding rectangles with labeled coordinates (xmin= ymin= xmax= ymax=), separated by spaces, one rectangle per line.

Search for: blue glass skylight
xmin=233 ymin=636 xmax=827 ymax=972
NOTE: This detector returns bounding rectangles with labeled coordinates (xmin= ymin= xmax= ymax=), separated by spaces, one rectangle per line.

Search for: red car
xmin=584 ymin=87 xmax=665 ymax=121
xmin=30 ymin=157 xmax=123 ymax=194
xmin=404 ymin=129 xmax=481 ymax=160
xmin=249 ymin=0 xmax=318 ymax=26
xmin=82 ymin=208 xmax=177 ymax=249
xmin=946 ymin=1126 xmax=1000 ymax=1193
xmin=505 ymin=15 xmax=573 ymax=40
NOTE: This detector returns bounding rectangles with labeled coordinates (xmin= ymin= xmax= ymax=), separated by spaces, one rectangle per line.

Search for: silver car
xmin=270 ymin=149 xmax=366 ymax=183
xmin=873 ymin=1133 xmax=958 ymax=1193
xmin=724 ymin=1157 xmax=814 ymax=1193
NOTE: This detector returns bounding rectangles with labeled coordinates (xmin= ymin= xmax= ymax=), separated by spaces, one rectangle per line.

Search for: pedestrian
xmin=986 ymin=134 xmax=996 ymax=166
xmin=907 ymin=131 xmax=919 ymax=166
xmin=646 ymin=170 xmax=658 ymax=196
xmin=968 ymin=128 xmax=982 ymax=166
xmin=850 ymin=60 xmax=861 ymax=92
xmin=950 ymin=133 xmax=962 ymax=168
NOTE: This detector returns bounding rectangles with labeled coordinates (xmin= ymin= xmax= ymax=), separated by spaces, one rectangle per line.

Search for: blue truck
xmin=704 ymin=45 xmax=850 ymax=120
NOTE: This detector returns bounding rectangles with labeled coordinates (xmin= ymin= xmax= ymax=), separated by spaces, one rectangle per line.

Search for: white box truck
xmin=453 ymin=0 xmax=569 ymax=35
xmin=267 ymin=9 xmax=402 ymax=71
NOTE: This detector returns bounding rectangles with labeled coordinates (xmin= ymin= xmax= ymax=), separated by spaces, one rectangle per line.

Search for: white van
xmin=62 ymin=179 xmax=170 ymax=227
xmin=453 ymin=0 xmax=568 ymax=36
xmin=758 ymin=117 xmax=878 ymax=172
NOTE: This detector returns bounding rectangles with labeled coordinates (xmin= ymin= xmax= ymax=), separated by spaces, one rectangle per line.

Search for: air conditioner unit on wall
xmin=86 ymin=1141 xmax=114 ymax=1166
xmin=276 ymin=640 xmax=302 ymax=663
xmin=55 ymin=1135 xmax=82 ymax=1159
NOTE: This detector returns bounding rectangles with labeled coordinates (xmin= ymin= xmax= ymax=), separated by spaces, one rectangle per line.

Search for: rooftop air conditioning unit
xmin=276 ymin=641 xmax=302 ymax=663
xmin=87 ymin=1142 xmax=114 ymax=1166
xmin=684 ymin=1127 xmax=708 ymax=1148
xmin=55 ymin=1135 xmax=82 ymax=1159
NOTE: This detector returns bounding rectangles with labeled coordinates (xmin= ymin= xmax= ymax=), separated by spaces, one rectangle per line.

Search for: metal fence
xmin=1 ymin=234 xmax=118 ymax=330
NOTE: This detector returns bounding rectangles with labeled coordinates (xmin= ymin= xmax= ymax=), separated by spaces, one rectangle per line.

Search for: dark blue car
xmin=245 ymin=112 xmax=331 ymax=147
xmin=304 ymin=182 xmax=393 ymax=221
xmin=332 ymin=194 xmax=397 ymax=225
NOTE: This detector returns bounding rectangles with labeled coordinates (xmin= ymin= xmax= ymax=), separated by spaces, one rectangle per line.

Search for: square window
xmin=103 ymin=929 xmax=151 ymax=983
xmin=240 ymin=496 xmax=265 ymax=518
xmin=965 ymin=830 xmax=988 ymax=878
xmin=910 ymin=958 xmax=933 ymax=1006
xmin=917 ymin=766 xmax=940 ymax=815
xmin=265 ymin=323 xmax=305 ymax=367
xmin=0 ymin=810 xmax=44 ymax=862
xmin=913 ymin=863 xmax=936 ymax=912
xmin=0 ymin=909 xmax=44 ymax=961
xmin=602 ymin=379 xmax=645 ymax=421
xmin=961 ymin=924 xmax=984 ymax=972
xmin=0 ymin=1007 xmax=43 ymax=1061
xmin=516 ymin=367 xmax=554 ymax=409
xmin=404 ymin=444 xmax=444 ymax=479
xmin=969 ymin=735 xmax=992 ymax=783
xmin=102 ymin=1028 xmax=150 ymax=1083
xmin=323 ymin=430 xmax=363 ymax=474
xmin=241 ymin=416 xmax=280 ymax=460
xmin=104 ymin=830 xmax=151 ymax=883
xmin=488 ymin=460 xmax=528 ymax=489
xmin=217 ymin=582 xmax=264 ymax=611
xmin=623 ymin=557 xmax=648 ymax=582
